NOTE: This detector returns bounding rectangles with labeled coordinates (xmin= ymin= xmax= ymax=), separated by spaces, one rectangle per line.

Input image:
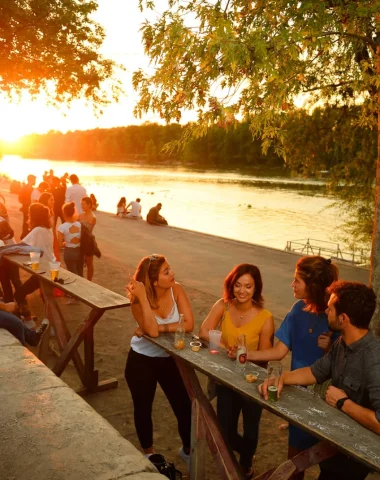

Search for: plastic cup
xmin=49 ymin=261 xmax=61 ymax=281
xmin=30 ymin=252 xmax=40 ymax=271
xmin=209 ymin=330 xmax=222 ymax=354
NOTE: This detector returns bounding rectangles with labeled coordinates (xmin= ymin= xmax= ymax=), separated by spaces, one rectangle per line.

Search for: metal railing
xmin=285 ymin=238 xmax=370 ymax=266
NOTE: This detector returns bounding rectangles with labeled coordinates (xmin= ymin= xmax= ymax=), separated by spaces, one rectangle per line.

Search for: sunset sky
xmin=0 ymin=0 xmax=192 ymax=142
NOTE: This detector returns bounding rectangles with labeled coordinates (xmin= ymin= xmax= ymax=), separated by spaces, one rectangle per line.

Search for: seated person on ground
xmin=0 ymin=301 xmax=49 ymax=347
xmin=146 ymin=203 xmax=168 ymax=226
xmin=259 ymin=280 xmax=380 ymax=480
xmin=126 ymin=198 xmax=142 ymax=219
xmin=117 ymin=197 xmax=127 ymax=217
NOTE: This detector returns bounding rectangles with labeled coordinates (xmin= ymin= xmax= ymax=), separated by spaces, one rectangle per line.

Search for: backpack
xmin=80 ymin=223 xmax=101 ymax=258
xmin=148 ymin=454 xmax=182 ymax=479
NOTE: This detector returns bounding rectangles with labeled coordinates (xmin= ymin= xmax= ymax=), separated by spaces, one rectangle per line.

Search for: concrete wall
xmin=0 ymin=329 xmax=162 ymax=480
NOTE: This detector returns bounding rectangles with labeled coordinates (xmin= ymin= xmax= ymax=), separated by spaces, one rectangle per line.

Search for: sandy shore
xmin=1 ymin=186 xmax=376 ymax=480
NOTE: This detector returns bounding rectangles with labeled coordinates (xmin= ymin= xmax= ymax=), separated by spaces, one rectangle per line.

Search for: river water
xmin=0 ymin=155 xmax=348 ymax=252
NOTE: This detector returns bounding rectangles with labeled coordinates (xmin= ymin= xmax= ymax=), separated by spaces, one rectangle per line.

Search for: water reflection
xmin=0 ymin=156 xmax=346 ymax=250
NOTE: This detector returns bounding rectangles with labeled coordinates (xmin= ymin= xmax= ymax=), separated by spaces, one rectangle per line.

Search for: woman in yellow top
xmin=200 ymin=263 xmax=274 ymax=479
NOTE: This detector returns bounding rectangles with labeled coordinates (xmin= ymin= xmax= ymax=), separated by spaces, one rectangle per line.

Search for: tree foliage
xmin=0 ymin=0 xmax=121 ymax=108
xmin=134 ymin=0 xmax=380 ymax=154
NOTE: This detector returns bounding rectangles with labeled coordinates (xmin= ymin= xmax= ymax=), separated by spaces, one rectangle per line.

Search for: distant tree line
xmin=4 ymin=122 xmax=283 ymax=169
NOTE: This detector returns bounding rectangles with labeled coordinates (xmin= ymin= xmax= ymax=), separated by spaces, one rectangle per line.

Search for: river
xmin=0 ymin=155 xmax=349 ymax=252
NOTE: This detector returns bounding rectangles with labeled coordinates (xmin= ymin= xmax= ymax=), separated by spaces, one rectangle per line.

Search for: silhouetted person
xmin=18 ymin=174 xmax=36 ymax=239
xmin=146 ymin=203 xmax=168 ymax=226
xmin=51 ymin=176 xmax=66 ymax=226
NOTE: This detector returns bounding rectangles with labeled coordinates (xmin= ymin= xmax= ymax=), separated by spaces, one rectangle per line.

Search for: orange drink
xmin=31 ymin=262 xmax=39 ymax=271
xmin=49 ymin=261 xmax=61 ymax=281
xmin=174 ymin=339 xmax=185 ymax=350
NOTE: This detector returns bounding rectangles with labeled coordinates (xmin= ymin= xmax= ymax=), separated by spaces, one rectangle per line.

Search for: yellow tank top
xmin=221 ymin=306 xmax=272 ymax=352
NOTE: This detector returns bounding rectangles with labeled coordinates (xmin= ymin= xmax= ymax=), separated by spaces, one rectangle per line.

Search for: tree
xmin=134 ymin=0 xmax=380 ymax=332
xmin=0 ymin=1 xmax=121 ymax=108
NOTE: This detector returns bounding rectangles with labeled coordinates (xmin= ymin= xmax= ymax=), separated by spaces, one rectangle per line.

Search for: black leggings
xmin=125 ymin=348 xmax=191 ymax=450
xmin=217 ymin=384 xmax=262 ymax=469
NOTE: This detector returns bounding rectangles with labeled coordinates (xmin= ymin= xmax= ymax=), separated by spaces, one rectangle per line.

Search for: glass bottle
xmin=236 ymin=334 xmax=247 ymax=370
xmin=174 ymin=314 xmax=185 ymax=350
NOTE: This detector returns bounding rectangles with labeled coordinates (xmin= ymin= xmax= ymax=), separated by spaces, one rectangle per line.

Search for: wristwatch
xmin=336 ymin=397 xmax=349 ymax=411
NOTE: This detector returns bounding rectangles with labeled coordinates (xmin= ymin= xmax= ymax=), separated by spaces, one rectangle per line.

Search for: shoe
xmin=179 ymin=447 xmax=190 ymax=468
xmin=35 ymin=318 xmax=50 ymax=345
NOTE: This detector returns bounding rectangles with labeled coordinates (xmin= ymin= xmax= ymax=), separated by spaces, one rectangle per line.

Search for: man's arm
xmin=325 ymin=386 xmax=380 ymax=435
xmin=340 ymin=399 xmax=380 ymax=435
xmin=259 ymin=367 xmax=317 ymax=400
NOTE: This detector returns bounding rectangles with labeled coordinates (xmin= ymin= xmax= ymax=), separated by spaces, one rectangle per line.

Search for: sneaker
xmin=35 ymin=318 xmax=50 ymax=345
xmin=179 ymin=447 xmax=190 ymax=468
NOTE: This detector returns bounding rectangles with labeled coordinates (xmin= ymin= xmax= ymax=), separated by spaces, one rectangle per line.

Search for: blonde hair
xmin=132 ymin=254 xmax=166 ymax=309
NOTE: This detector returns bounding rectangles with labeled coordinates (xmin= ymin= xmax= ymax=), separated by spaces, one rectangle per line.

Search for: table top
xmin=5 ymin=254 xmax=130 ymax=311
xmin=147 ymin=332 xmax=380 ymax=473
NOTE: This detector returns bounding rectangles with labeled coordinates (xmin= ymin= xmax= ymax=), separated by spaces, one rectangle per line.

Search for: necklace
xmin=234 ymin=299 xmax=254 ymax=320
xmin=308 ymin=315 xmax=323 ymax=334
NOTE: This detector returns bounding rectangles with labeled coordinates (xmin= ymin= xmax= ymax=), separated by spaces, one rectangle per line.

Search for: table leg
xmin=39 ymin=282 xmax=86 ymax=384
xmin=253 ymin=441 xmax=338 ymax=480
xmin=175 ymin=359 xmax=244 ymax=480
xmin=190 ymin=398 xmax=207 ymax=479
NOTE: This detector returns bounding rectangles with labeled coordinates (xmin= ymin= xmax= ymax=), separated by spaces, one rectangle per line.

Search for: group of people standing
xmin=125 ymin=253 xmax=379 ymax=480
xmin=0 ymin=171 xmax=99 ymax=329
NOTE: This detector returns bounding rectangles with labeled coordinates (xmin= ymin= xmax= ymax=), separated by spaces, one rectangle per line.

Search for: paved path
xmin=2 ymin=188 xmax=369 ymax=320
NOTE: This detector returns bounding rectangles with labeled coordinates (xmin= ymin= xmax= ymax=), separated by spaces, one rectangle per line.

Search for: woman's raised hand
xmin=126 ymin=279 xmax=147 ymax=301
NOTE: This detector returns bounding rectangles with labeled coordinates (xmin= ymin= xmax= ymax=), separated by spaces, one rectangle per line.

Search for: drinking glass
xmin=49 ymin=261 xmax=61 ymax=281
xmin=209 ymin=330 xmax=222 ymax=354
xmin=267 ymin=361 xmax=282 ymax=402
xmin=30 ymin=252 xmax=41 ymax=271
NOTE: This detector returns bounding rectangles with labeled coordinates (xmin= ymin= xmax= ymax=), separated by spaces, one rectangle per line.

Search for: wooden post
xmin=189 ymin=398 xmax=207 ymax=479
xmin=174 ymin=358 xmax=244 ymax=480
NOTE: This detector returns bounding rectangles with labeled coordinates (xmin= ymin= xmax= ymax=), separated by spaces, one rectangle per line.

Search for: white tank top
xmin=131 ymin=288 xmax=179 ymax=357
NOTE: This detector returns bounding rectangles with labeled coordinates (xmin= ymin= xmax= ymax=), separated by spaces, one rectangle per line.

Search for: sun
xmin=0 ymin=123 xmax=23 ymax=143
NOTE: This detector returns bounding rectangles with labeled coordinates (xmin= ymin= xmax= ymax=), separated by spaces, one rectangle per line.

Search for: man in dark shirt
xmin=51 ymin=176 xmax=66 ymax=226
xmin=146 ymin=203 xmax=168 ymax=226
xmin=260 ymin=280 xmax=380 ymax=480
xmin=18 ymin=174 xmax=36 ymax=239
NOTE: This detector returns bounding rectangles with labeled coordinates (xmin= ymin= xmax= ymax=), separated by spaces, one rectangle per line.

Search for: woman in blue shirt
xmin=230 ymin=256 xmax=339 ymax=480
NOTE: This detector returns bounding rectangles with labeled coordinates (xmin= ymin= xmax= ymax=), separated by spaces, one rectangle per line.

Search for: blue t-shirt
xmin=276 ymin=300 xmax=339 ymax=449
xmin=276 ymin=300 xmax=338 ymax=371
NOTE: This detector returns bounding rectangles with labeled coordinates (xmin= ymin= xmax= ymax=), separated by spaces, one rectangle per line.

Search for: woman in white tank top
xmin=125 ymin=254 xmax=194 ymax=467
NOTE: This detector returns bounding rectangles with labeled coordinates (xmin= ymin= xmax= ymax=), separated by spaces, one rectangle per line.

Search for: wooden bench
xmin=4 ymin=254 xmax=130 ymax=394
xmin=147 ymin=333 xmax=380 ymax=480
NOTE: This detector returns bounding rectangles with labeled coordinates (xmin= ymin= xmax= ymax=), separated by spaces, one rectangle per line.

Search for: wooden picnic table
xmin=147 ymin=333 xmax=380 ymax=480
xmin=4 ymin=254 xmax=130 ymax=394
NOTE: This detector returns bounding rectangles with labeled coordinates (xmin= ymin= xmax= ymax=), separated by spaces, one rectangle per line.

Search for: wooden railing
xmin=285 ymin=238 xmax=370 ymax=266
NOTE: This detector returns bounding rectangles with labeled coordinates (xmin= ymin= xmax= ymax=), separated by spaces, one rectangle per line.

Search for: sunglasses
xmin=148 ymin=253 xmax=159 ymax=270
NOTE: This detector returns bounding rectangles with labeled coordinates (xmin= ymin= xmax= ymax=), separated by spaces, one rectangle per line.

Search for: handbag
xmin=206 ymin=302 xmax=229 ymax=401
xmin=148 ymin=454 xmax=182 ymax=479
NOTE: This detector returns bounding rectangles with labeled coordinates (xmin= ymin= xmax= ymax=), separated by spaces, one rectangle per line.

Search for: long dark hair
xmin=117 ymin=197 xmax=126 ymax=207
xmin=296 ymin=256 xmax=339 ymax=313
xmin=223 ymin=263 xmax=264 ymax=307
xmin=29 ymin=203 xmax=50 ymax=230
xmin=132 ymin=254 xmax=166 ymax=309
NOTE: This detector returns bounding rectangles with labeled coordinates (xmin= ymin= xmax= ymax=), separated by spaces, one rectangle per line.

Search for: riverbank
xmin=1 ymin=188 xmax=375 ymax=480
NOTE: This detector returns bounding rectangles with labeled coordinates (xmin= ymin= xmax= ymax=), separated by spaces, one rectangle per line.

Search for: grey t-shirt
xmin=311 ymin=331 xmax=380 ymax=422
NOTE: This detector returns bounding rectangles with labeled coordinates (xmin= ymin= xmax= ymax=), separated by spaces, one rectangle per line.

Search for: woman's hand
xmin=227 ymin=345 xmax=237 ymax=359
xmin=134 ymin=326 xmax=144 ymax=338
xmin=126 ymin=279 xmax=147 ymax=302
xmin=318 ymin=331 xmax=333 ymax=352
